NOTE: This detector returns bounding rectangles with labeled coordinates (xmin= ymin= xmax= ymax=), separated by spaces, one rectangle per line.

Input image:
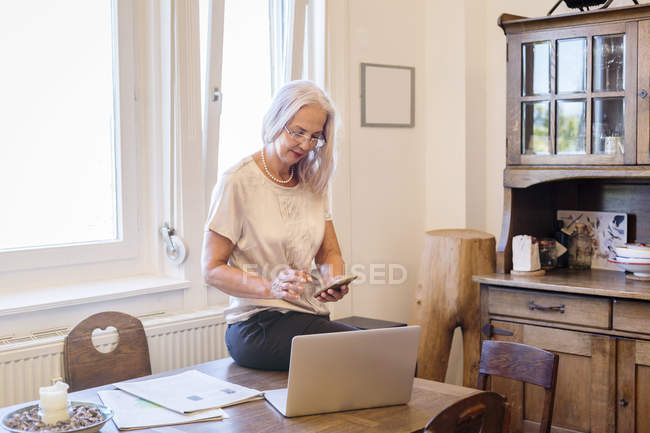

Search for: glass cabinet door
xmin=522 ymin=101 xmax=550 ymax=155
xmin=592 ymin=97 xmax=624 ymax=154
xmin=556 ymin=99 xmax=586 ymax=154
xmin=522 ymin=41 xmax=551 ymax=96
xmin=557 ymin=38 xmax=586 ymax=94
xmin=507 ymin=22 xmax=637 ymax=165
xmin=592 ymin=34 xmax=626 ymax=156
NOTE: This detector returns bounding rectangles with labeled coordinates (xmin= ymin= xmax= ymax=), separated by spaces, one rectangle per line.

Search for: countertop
xmin=473 ymin=268 xmax=650 ymax=301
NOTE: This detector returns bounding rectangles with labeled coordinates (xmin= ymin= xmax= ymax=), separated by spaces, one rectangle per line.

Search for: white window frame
xmin=0 ymin=0 xmax=140 ymax=274
xmin=203 ymin=0 xmax=225 ymax=206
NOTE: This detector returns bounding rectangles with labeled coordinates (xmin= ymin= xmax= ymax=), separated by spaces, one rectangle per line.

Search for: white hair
xmin=262 ymin=80 xmax=338 ymax=195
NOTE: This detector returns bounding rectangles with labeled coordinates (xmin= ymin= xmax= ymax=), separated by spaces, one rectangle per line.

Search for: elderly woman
xmin=202 ymin=80 xmax=356 ymax=371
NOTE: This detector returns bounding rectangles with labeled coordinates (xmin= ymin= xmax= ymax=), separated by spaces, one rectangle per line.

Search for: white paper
xmin=98 ymin=390 xmax=227 ymax=430
xmin=114 ymin=370 xmax=264 ymax=413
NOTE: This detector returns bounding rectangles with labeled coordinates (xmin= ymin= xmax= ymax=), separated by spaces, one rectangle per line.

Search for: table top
xmin=0 ymin=358 xmax=479 ymax=433
xmin=474 ymin=268 xmax=650 ymax=301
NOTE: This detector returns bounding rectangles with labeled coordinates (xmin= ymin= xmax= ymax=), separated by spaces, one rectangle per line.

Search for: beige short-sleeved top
xmin=205 ymin=155 xmax=332 ymax=324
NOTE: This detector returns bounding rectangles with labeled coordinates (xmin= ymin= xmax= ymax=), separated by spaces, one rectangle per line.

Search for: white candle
xmin=39 ymin=381 xmax=70 ymax=424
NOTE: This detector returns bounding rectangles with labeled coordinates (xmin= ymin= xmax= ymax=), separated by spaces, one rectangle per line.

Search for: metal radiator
xmin=0 ymin=310 xmax=228 ymax=407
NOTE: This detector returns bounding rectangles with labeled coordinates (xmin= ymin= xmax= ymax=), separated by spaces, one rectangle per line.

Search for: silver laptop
xmin=264 ymin=325 xmax=421 ymax=417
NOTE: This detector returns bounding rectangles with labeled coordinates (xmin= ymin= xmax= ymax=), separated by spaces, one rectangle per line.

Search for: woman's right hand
xmin=269 ymin=269 xmax=312 ymax=299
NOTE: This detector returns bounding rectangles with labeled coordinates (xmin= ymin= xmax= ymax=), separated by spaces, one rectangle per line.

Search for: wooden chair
xmin=477 ymin=340 xmax=559 ymax=433
xmin=64 ymin=311 xmax=151 ymax=391
xmin=424 ymin=391 xmax=507 ymax=433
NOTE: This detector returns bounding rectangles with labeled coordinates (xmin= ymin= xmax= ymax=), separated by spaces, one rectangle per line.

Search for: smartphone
xmin=313 ymin=275 xmax=358 ymax=298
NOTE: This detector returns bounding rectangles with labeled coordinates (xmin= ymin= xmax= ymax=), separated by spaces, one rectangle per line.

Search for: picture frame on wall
xmin=360 ymin=63 xmax=415 ymax=128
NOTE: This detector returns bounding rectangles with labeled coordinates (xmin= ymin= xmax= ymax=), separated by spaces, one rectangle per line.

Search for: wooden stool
xmin=410 ymin=229 xmax=495 ymax=387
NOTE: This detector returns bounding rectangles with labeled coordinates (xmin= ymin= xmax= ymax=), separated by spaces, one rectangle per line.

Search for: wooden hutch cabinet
xmin=474 ymin=4 xmax=650 ymax=433
xmin=504 ymin=7 xmax=649 ymax=166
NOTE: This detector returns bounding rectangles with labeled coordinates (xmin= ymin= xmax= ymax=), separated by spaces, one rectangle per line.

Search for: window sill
xmin=0 ymin=275 xmax=191 ymax=318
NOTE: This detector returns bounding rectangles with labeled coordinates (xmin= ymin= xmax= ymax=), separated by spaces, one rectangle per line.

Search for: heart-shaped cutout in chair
xmin=64 ymin=311 xmax=151 ymax=391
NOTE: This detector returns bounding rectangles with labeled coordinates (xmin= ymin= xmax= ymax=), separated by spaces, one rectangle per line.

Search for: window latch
xmin=212 ymin=87 xmax=222 ymax=102
xmin=159 ymin=223 xmax=188 ymax=265
xmin=160 ymin=223 xmax=176 ymax=253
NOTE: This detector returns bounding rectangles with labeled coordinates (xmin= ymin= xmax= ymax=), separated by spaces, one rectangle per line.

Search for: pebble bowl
xmin=1 ymin=402 xmax=113 ymax=433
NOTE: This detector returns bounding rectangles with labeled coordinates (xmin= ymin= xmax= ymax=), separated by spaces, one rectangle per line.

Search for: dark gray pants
xmin=225 ymin=310 xmax=358 ymax=371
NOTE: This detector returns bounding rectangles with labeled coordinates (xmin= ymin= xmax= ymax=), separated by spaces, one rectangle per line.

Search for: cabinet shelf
xmin=504 ymin=165 xmax=650 ymax=188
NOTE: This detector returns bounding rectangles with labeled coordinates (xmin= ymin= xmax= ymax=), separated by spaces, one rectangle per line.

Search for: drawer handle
xmin=528 ymin=300 xmax=565 ymax=313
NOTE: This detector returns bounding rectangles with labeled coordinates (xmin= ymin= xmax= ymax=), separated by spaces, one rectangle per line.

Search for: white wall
xmin=424 ymin=0 xmax=469 ymax=230
xmin=325 ymin=0 xmax=500 ymax=324
xmin=327 ymin=0 xmax=426 ymax=323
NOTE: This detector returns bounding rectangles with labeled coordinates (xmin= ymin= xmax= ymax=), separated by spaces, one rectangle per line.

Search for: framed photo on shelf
xmin=360 ymin=63 xmax=415 ymax=128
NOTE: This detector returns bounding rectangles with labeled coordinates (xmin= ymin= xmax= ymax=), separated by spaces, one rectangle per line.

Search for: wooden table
xmin=0 ymin=358 xmax=480 ymax=433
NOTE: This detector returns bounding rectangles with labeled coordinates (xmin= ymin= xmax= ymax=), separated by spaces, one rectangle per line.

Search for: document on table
xmin=113 ymin=369 xmax=264 ymax=413
xmin=98 ymin=390 xmax=227 ymax=430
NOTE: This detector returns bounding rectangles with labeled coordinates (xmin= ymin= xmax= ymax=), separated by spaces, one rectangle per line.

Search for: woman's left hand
xmin=315 ymin=275 xmax=349 ymax=302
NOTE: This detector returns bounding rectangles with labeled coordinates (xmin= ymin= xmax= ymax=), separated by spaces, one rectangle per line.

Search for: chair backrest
xmin=477 ymin=340 xmax=559 ymax=433
xmin=64 ymin=311 xmax=151 ymax=391
xmin=425 ymin=391 xmax=507 ymax=433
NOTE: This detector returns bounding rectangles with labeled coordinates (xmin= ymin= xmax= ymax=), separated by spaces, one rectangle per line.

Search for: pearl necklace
xmin=261 ymin=149 xmax=294 ymax=184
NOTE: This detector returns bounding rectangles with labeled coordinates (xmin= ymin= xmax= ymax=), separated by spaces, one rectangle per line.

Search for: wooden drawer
xmin=613 ymin=299 xmax=650 ymax=335
xmin=488 ymin=286 xmax=610 ymax=329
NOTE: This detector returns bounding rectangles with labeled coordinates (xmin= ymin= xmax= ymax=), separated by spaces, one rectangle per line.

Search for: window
xmin=0 ymin=0 xmax=324 ymax=312
xmin=0 ymin=0 xmax=138 ymax=272
xmin=202 ymin=0 xmax=322 ymax=184
xmin=0 ymin=1 xmax=201 ymax=338
xmin=217 ymin=0 xmax=272 ymax=177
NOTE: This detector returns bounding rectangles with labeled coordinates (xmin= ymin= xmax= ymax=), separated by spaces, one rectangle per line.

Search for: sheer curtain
xmin=269 ymin=0 xmax=310 ymax=94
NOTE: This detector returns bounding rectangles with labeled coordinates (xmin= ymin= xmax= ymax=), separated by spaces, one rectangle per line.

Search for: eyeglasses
xmin=283 ymin=125 xmax=326 ymax=149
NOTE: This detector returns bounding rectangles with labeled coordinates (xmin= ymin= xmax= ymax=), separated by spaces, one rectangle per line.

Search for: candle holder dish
xmin=1 ymin=402 xmax=113 ymax=433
